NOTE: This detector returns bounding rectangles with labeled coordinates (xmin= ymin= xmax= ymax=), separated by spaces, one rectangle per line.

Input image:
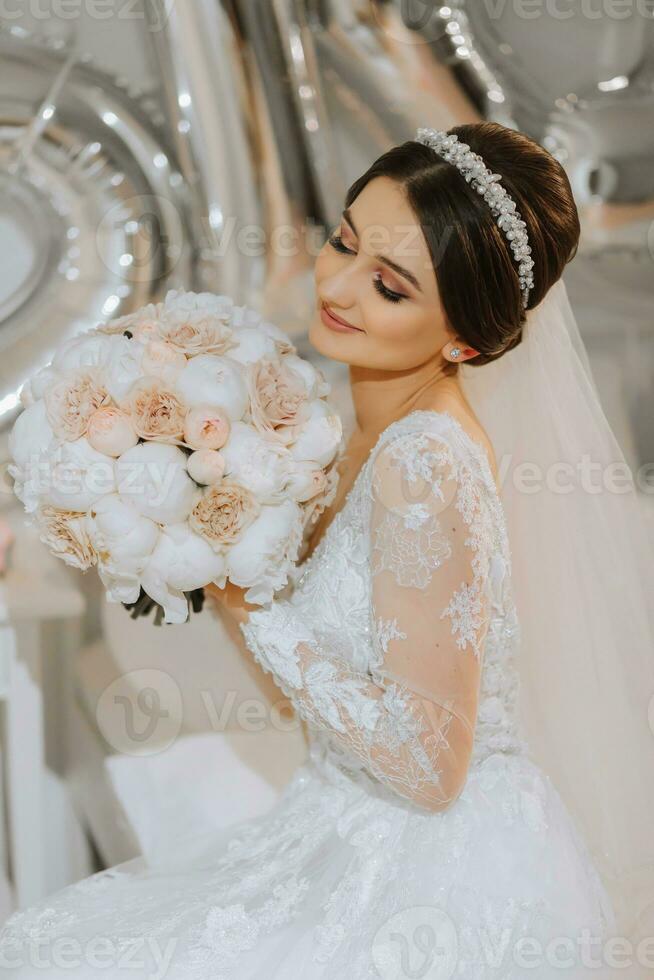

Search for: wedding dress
xmin=0 ymin=407 xmax=619 ymax=979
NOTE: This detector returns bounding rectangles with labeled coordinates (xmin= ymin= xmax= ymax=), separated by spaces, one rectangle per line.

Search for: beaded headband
xmin=415 ymin=127 xmax=534 ymax=309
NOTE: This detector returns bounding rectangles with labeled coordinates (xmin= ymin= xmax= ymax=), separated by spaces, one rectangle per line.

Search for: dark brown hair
xmin=344 ymin=121 xmax=580 ymax=370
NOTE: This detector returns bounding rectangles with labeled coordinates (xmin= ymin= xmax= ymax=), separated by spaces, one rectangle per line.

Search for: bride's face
xmin=310 ymin=176 xmax=460 ymax=370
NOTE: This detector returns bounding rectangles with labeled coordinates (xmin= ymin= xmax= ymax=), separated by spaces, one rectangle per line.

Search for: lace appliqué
xmin=386 ymin=432 xmax=450 ymax=499
xmin=374 ymin=617 xmax=407 ymax=657
xmin=441 ymin=580 xmax=486 ymax=656
xmin=371 ymin=510 xmax=452 ymax=589
xmin=378 ymin=424 xmax=496 ymax=660
xmin=187 ymin=875 xmax=310 ymax=977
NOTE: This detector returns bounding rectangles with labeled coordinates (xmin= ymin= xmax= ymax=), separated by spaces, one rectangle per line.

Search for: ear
xmin=443 ymin=341 xmax=479 ymax=363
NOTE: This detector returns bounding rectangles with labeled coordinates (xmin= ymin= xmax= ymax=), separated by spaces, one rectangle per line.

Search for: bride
xmin=1 ymin=122 xmax=653 ymax=979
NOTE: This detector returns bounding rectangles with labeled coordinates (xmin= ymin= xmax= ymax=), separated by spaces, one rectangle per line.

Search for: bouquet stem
xmin=122 ymin=587 xmax=206 ymax=623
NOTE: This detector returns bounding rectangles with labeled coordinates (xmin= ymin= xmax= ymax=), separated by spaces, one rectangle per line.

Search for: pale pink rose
xmin=189 ymin=482 xmax=260 ymax=551
xmin=247 ymin=357 xmax=310 ymax=442
xmin=127 ymin=377 xmax=187 ymax=444
xmin=34 ymin=505 xmax=97 ymax=570
xmin=87 ymin=407 xmax=139 ymax=457
xmin=187 ymin=449 xmax=226 ymax=485
xmin=140 ymin=340 xmax=187 ymax=384
xmin=183 ymin=405 xmax=230 ymax=450
xmin=44 ymin=369 xmax=112 ymax=441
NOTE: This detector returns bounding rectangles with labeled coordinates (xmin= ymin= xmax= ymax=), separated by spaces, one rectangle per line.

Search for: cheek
xmin=366 ymin=302 xmax=433 ymax=349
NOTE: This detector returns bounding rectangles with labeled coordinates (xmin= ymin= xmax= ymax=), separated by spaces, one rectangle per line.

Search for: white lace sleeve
xmin=240 ymin=428 xmax=491 ymax=812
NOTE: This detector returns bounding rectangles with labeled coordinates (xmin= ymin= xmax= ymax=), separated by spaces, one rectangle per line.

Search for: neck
xmin=349 ymin=353 xmax=458 ymax=436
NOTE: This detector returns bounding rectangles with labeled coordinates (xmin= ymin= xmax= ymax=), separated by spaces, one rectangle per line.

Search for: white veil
xmin=459 ymin=277 xmax=654 ymax=952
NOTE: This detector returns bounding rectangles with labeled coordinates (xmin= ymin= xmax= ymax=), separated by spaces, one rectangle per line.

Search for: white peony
xmin=226 ymin=498 xmax=304 ymax=604
xmin=228 ymin=304 xmax=265 ymax=330
xmin=102 ymin=337 xmax=147 ymax=404
xmin=255 ymin=317 xmax=296 ymax=355
xmin=8 ymin=400 xmax=58 ymax=470
xmin=20 ymin=366 xmax=60 ymax=406
xmin=163 ymin=290 xmax=235 ymax=319
xmin=281 ymin=354 xmax=331 ymax=400
xmin=51 ymin=332 xmax=144 ymax=404
xmin=226 ymin=327 xmax=278 ymax=366
xmin=289 ymin=400 xmax=343 ymax=467
xmin=44 ymin=437 xmax=117 ymax=511
xmin=141 ymin=523 xmax=226 ymax=624
xmin=115 ymin=442 xmax=199 ymax=525
xmin=285 ymin=459 xmax=328 ymax=502
xmin=88 ymin=494 xmax=160 ymax=603
xmin=52 ymin=331 xmax=122 ymax=373
xmin=9 ymin=292 xmax=344 ymax=618
xmin=219 ymin=421 xmax=292 ymax=501
xmin=175 ymin=354 xmax=248 ymax=420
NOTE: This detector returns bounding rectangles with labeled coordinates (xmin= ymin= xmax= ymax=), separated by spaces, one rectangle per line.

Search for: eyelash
xmin=328 ymin=234 xmax=407 ymax=304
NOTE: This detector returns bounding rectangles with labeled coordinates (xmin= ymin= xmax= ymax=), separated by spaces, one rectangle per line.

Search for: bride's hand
xmin=204 ymin=581 xmax=257 ymax=626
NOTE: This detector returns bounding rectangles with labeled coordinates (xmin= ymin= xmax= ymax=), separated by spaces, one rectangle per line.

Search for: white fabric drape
xmin=459 ymin=277 xmax=654 ymax=949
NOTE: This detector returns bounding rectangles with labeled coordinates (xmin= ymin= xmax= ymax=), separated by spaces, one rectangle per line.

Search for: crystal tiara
xmin=415 ymin=127 xmax=534 ymax=309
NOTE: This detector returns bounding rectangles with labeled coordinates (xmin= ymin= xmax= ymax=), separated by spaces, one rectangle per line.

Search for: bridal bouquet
xmin=8 ymin=291 xmax=342 ymax=623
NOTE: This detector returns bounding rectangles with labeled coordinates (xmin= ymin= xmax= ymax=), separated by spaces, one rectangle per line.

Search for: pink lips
xmin=320 ymin=303 xmax=363 ymax=334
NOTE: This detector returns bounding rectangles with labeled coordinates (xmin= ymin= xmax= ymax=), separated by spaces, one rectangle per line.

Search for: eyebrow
xmin=341 ymin=208 xmax=423 ymax=293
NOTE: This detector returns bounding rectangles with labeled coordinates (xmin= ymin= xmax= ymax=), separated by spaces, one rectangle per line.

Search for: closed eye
xmin=328 ymin=234 xmax=407 ymax=305
xmin=328 ymin=233 xmax=355 ymax=255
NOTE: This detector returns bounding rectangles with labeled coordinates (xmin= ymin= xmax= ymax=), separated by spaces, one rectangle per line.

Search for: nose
xmin=318 ymin=265 xmax=358 ymax=312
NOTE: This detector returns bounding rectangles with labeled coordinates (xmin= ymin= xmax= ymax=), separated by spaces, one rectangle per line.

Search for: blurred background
xmin=0 ymin=0 xmax=652 ymax=921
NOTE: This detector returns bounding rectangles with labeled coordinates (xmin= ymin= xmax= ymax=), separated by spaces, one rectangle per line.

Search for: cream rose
xmin=94 ymin=304 xmax=163 ymax=341
xmin=189 ymin=482 xmax=260 ymax=552
xmin=87 ymin=407 xmax=139 ymax=457
xmin=183 ymin=405 xmax=230 ymax=451
xmin=127 ymin=376 xmax=187 ymax=443
xmin=158 ymin=291 xmax=237 ymax=356
xmin=44 ymin=369 xmax=112 ymax=441
xmin=33 ymin=505 xmax=97 ymax=570
xmin=247 ymin=357 xmax=310 ymax=443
